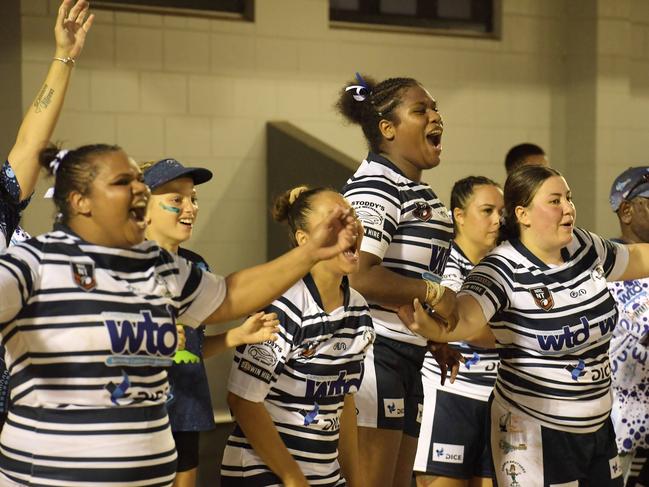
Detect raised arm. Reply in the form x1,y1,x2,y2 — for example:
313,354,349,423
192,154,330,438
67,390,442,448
204,206,358,324
7,0,93,200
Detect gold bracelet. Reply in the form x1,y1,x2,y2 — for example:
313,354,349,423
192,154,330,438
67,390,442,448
424,279,445,307
53,56,75,66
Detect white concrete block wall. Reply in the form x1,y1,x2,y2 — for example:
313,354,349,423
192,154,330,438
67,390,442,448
18,0,643,413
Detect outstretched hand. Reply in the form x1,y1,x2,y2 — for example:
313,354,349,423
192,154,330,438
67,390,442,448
230,312,280,347
55,0,94,60
304,205,359,262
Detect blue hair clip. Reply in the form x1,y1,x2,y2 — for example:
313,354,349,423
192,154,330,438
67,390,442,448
345,72,371,102
355,72,369,89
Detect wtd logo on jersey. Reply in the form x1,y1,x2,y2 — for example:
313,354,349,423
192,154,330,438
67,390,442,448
102,311,177,364
537,315,616,351
305,369,362,399
433,443,464,464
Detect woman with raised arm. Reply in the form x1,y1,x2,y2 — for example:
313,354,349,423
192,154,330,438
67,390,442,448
0,146,357,486
1,0,92,250
337,73,455,487
414,177,503,487
221,186,372,487
401,164,649,487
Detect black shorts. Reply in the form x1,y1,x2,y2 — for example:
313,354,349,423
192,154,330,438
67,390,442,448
355,336,426,437
172,431,200,472
491,398,624,487
414,389,492,479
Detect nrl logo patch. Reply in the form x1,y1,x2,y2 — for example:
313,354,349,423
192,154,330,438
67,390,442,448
530,286,554,311
71,262,96,291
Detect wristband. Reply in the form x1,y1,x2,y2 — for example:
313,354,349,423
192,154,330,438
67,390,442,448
424,279,445,307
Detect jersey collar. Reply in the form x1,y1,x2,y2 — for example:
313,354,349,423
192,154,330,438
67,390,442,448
510,237,571,271
366,152,408,178
303,273,351,312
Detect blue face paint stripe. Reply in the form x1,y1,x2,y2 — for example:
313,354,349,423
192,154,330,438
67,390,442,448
159,202,181,214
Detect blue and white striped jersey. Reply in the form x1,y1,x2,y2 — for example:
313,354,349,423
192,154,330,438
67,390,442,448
422,242,498,401
342,153,453,346
460,228,628,433
221,275,374,486
0,225,226,486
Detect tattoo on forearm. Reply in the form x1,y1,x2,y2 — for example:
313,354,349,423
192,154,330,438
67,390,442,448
34,84,55,113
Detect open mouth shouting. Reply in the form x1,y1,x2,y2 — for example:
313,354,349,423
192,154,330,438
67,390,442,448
129,200,148,230
426,127,443,152
343,235,360,263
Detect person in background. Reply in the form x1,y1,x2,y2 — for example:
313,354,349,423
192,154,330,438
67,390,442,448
608,167,649,486
142,158,280,487
504,143,548,176
414,176,503,487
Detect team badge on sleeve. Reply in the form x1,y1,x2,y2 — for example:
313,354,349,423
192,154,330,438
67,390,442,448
530,286,554,311
71,262,97,291
413,201,433,222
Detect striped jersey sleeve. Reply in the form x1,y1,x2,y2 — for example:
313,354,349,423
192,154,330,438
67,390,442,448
458,228,629,433
222,276,374,486
342,153,453,346
422,242,498,401
0,227,226,486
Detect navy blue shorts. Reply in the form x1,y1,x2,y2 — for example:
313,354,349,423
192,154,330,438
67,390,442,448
414,389,492,478
356,336,426,437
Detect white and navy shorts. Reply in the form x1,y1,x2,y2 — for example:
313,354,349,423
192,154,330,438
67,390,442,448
490,398,624,487
356,336,426,437
414,388,492,479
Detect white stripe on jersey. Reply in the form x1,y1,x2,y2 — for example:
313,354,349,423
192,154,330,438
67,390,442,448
459,228,629,433
342,152,453,346
222,275,374,486
0,226,226,486
422,242,498,401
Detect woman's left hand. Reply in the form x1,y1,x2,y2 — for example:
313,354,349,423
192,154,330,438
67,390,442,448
230,312,280,347
54,0,94,59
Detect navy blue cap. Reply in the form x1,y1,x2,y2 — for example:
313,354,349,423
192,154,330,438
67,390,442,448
143,158,212,191
609,166,649,211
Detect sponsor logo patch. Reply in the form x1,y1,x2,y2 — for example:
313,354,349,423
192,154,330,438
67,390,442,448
609,456,622,479
383,398,405,418
433,442,464,464
413,201,433,221
416,403,423,424
501,460,526,487
247,344,277,367
238,358,273,383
